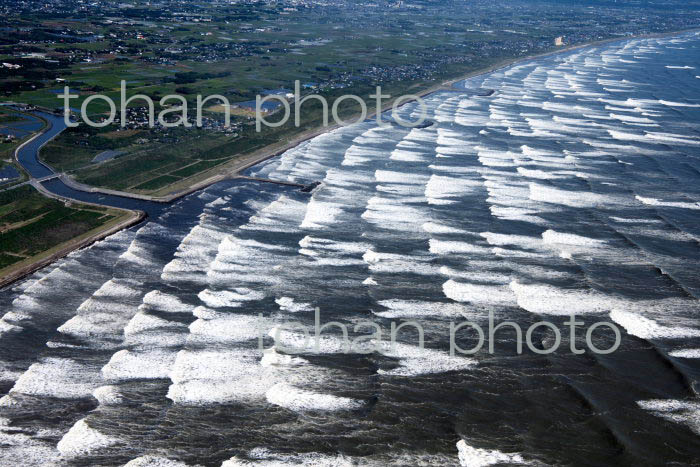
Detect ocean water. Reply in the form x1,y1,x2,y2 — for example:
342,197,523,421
2,32,700,466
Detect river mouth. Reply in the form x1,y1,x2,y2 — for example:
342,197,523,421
14,111,166,217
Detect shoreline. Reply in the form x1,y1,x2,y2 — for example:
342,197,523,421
0,208,144,290
0,113,148,289
144,26,700,200
2,26,697,289
46,26,700,203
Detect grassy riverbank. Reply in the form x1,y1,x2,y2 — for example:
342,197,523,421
0,184,141,287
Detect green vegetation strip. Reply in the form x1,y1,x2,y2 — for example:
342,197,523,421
0,185,116,270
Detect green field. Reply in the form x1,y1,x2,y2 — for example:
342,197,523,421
0,185,124,271
42,125,239,192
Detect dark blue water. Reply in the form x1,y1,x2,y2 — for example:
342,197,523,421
237,88,292,111
14,112,166,217
14,112,68,179
1,32,700,466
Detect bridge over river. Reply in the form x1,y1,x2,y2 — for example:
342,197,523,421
10,111,316,220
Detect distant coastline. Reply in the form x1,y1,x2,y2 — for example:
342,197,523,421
30,27,700,205
136,26,700,201
2,26,698,289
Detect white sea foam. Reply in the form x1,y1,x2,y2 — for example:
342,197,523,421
58,313,124,339
542,230,607,247
375,299,469,319
516,167,566,180
189,314,267,343
276,297,314,312
439,266,511,284
10,357,100,399
57,418,117,457
456,440,527,467
207,236,290,286
361,198,430,229
161,225,226,283
425,174,480,204
363,250,382,264
266,382,362,411
529,183,610,208
479,232,542,250
637,399,700,435
222,448,352,467
92,385,123,405
260,348,307,367
116,238,148,262
429,165,478,174
198,288,265,308
377,341,476,376
422,222,467,234
0,321,22,334
363,251,440,276
510,281,613,315
341,144,380,166
610,310,700,339
268,326,350,354
125,312,185,336
362,250,438,275
300,198,344,229
658,99,700,108
607,130,647,143
429,239,489,255
142,290,191,313
242,195,308,233
443,280,516,306
192,306,226,320
124,456,190,467
102,349,176,380
608,216,662,224
669,349,700,358
375,170,429,189
636,195,700,209
57,279,141,340
167,349,274,404
390,148,428,162
610,113,655,124
645,132,700,146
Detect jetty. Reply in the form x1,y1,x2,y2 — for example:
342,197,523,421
235,175,319,192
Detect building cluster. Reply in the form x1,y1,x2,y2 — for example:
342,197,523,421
91,105,241,135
